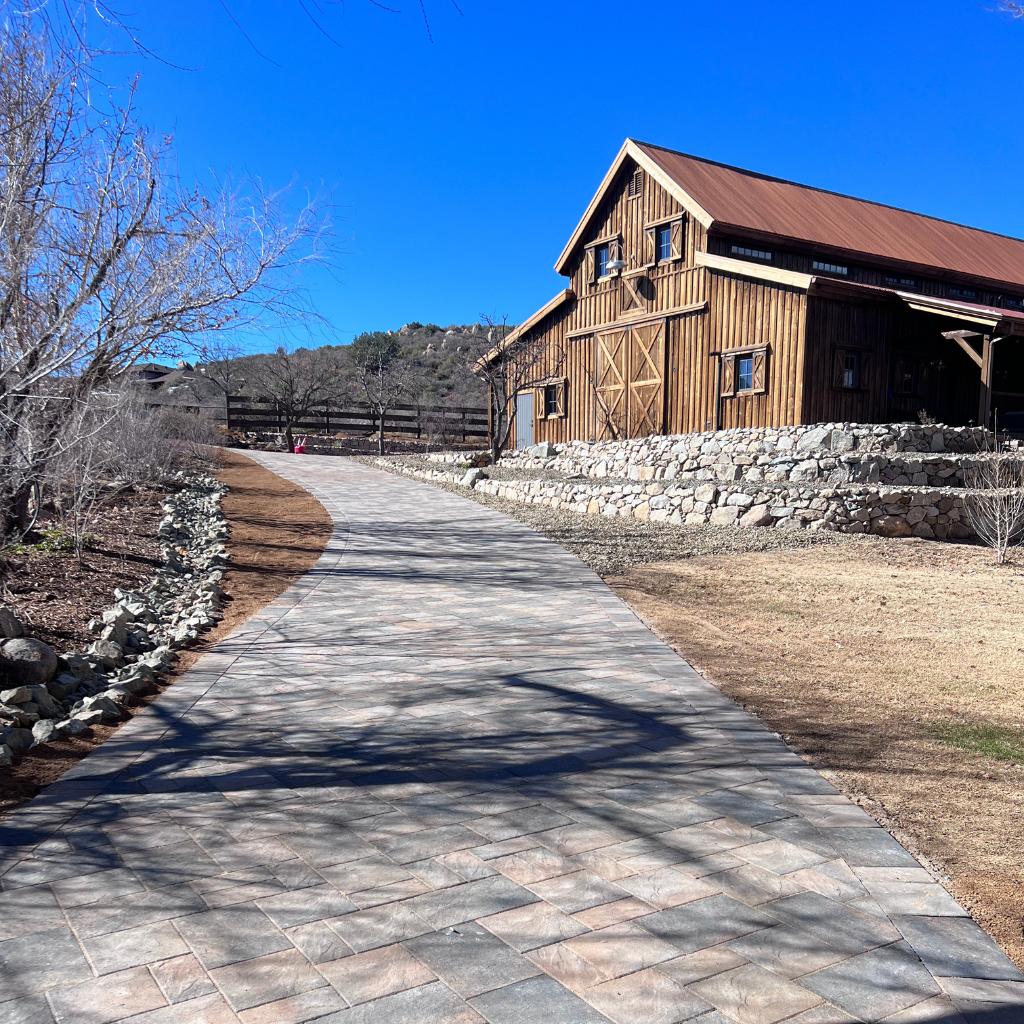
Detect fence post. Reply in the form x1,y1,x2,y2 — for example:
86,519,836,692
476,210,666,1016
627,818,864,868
325,401,331,434
276,401,281,432
461,409,467,442
225,394,232,430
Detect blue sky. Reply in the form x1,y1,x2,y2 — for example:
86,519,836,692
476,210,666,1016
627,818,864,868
96,1,1023,351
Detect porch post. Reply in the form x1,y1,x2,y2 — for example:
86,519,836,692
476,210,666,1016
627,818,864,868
978,334,993,427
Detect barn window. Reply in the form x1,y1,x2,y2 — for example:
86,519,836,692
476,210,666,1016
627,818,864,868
595,243,610,280
730,244,773,261
543,379,567,418
645,217,684,265
812,259,848,276
950,285,977,301
628,168,644,199
721,347,768,397
656,224,672,262
736,355,754,392
833,348,863,390
884,274,919,290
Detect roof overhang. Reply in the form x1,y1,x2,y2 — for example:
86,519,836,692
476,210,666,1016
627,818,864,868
554,139,714,276
473,288,575,371
895,291,1024,335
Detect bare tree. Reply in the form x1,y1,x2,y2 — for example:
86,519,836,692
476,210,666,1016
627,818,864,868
469,317,567,463
191,337,247,423
0,20,323,540
350,332,420,455
249,346,344,452
1000,2,1024,17
962,445,1024,564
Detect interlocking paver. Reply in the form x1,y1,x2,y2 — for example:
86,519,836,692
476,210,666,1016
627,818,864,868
47,965,167,1024
801,941,942,1019
582,967,711,1024
478,900,589,951
638,893,779,954
470,975,611,1023
82,920,189,975
149,952,218,1003
689,963,821,1024
405,921,541,997
0,455,1020,1021
173,903,291,970
0,927,92,1002
208,946,327,1011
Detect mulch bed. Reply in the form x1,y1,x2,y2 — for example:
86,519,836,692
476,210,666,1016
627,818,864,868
0,449,333,816
2,492,166,652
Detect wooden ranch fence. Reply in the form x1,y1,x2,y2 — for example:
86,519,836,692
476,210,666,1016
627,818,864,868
225,395,490,442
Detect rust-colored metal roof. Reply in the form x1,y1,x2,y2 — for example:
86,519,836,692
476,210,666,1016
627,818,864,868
635,141,1024,289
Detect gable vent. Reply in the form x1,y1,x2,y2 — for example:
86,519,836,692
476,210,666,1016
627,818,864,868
628,168,643,199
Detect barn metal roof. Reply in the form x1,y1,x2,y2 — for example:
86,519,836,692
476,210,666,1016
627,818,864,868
635,141,1024,289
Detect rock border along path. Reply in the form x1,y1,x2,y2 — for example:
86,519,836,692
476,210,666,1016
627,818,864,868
0,453,1020,1024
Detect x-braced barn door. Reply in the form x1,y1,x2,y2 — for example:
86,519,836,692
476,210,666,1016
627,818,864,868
595,329,628,440
596,321,667,439
627,321,666,436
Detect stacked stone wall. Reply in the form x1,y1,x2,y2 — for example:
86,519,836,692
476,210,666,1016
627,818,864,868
399,422,1013,542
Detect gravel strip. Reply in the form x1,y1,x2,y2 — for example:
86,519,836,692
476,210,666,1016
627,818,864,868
361,457,862,577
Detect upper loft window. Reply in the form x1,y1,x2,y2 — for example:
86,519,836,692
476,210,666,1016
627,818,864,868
595,243,610,280
884,274,919,290
731,244,772,261
1001,295,1024,311
628,168,643,199
656,224,673,262
950,286,978,301
812,259,848,276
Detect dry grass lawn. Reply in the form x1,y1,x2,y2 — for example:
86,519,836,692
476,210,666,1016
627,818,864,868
611,538,1024,969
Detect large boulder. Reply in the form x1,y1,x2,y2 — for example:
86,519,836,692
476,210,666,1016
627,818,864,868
0,638,58,685
526,442,557,459
739,504,773,528
872,515,913,538
0,606,25,640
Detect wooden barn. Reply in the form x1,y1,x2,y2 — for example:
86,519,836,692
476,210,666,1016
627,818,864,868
482,139,1024,447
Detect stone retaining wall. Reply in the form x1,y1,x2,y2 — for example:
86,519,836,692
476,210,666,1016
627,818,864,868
376,459,975,541
490,422,991,481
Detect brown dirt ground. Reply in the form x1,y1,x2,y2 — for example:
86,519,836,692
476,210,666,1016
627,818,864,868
1,492,166,652
610,539,1024,969
0,449,332,815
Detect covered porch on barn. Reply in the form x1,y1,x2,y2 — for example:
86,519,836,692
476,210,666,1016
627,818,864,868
897,292,1024,433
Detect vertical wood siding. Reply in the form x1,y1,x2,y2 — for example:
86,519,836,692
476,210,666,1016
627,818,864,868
505,157,813,442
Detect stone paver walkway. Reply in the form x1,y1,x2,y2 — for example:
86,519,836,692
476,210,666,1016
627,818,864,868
1,454,1022,1024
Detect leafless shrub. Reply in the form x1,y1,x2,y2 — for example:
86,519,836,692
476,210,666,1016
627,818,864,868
962,451,1024,564
45,389,211,554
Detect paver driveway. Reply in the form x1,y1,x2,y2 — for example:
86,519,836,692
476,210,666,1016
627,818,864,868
1,454,1022,1024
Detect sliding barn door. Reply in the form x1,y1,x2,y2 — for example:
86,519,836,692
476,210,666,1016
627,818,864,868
627,321,666,436
595,321,667,439
596,329,628,440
